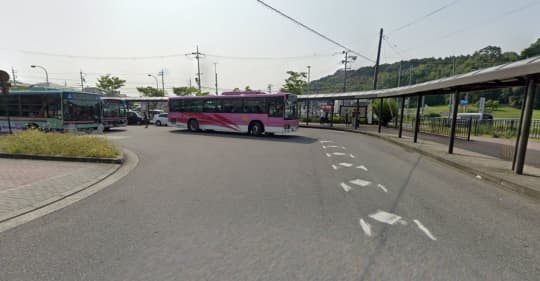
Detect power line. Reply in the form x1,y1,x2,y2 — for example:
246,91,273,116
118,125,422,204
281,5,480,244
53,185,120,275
205,53,335,60
389,0,460,34
255,0,375,63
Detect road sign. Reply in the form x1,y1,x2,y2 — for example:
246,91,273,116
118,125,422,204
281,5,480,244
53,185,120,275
478,97,486,114
460,99,468,105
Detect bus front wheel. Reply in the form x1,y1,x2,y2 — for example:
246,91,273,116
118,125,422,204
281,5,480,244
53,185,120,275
188,119,200,131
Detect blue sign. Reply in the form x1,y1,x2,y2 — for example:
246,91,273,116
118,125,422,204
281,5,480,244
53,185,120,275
460,99,468,105
67,93,73,100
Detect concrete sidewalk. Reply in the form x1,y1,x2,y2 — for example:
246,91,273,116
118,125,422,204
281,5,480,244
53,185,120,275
0,158,120,223
301,123,540,200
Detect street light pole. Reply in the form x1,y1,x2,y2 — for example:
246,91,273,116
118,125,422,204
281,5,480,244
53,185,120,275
30,65,48,87
307,66,311,95
147,74,159,89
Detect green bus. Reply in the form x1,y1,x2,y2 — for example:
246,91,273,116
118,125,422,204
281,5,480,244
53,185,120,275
0,89,102,133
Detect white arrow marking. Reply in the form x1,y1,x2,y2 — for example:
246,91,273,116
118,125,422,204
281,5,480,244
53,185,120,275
359,218,372,237
349,179,371,187
356,165,368,171
340,182,352,192
326,153,331,157
349,154,356,158
414,220,437,241
333,152,346,156
332,164,338,170
339,162,353,167
377,184,388,193
369,210,402,225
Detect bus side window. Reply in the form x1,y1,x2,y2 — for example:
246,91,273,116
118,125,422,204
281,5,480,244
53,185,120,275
223,98,243,113
243,98,266,113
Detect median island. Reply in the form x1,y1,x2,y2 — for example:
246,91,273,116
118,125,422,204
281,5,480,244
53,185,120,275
0,131,120,161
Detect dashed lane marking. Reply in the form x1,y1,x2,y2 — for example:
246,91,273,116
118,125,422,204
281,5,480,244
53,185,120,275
333,152,346,156
322,145,327,149
377,184,388,193
359,218,372,237
326,145,340,148
339,162,353,167
320,140,334,143
369,210,402,225
356,165,368,171
414,219,437,241
326,153,331,157
349,179,372,187
341,146,346,149
332,164,338,170
340,182,352,192
349,154,355,158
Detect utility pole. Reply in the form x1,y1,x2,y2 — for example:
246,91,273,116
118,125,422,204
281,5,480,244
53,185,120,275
341,52,357,92
213,63,218,95
189,78,192,88
159,69,165,94
409,65,414,85
189,45,204,92
307,66,311,95
11,67,17,86
373,28,383,90
452,56,456,75
79,70,85,91
267,84,272,93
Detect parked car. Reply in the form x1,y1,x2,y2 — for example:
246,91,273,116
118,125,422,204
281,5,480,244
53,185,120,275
148,110,164,123
457,113,493,120
127,111,143,125
152,113,168,126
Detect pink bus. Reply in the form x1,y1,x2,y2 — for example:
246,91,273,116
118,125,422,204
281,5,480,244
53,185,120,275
168,91,298,135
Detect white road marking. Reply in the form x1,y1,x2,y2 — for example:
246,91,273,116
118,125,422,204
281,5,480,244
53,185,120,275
377,184,388,193
340,182,352,192
398,220,408,225
332,164,338,170
414,220,437,241
349,179,372,187
327,145,339,148
320,140,333,143
369,210,402,225
333,152,346,156
322,145,327,149
326,153,331,157
356,165,368,171
359,219,372,237
475,175,482,180
349,154,356,158
339,162,353,167
341,146,346,149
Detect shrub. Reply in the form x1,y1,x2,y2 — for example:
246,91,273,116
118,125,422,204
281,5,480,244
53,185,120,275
372,99,398,126
0,131,120,158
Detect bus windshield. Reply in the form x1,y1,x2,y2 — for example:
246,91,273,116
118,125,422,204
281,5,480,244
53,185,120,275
63,93,101,122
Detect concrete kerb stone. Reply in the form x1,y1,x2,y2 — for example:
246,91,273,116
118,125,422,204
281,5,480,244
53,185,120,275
0,150,123,164
300,125,540,201
0,148,137,229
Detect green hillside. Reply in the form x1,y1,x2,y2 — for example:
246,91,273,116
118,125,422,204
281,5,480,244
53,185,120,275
310,39,540,110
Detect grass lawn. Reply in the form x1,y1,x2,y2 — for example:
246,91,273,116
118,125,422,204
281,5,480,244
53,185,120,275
0,131,120,158
424,104,540,119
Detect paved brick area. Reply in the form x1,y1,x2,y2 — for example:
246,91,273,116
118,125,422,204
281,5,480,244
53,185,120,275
0,159,119,221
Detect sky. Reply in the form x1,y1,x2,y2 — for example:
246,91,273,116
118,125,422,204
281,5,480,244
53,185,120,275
1,0,539,96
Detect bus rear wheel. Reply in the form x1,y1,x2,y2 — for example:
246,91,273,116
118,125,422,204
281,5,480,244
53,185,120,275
249,122,264,136
188,119,200,131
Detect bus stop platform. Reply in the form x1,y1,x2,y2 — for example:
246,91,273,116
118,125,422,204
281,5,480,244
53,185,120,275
300,123,540,201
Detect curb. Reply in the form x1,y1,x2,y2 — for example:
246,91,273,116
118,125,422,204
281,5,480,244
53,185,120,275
0,151,123,164
0,149,134,227
301,125,540,201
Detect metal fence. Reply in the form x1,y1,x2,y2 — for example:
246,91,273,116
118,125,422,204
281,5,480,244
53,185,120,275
399,117,540,140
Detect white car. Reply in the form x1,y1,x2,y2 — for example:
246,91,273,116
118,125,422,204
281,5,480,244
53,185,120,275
152,113,169,126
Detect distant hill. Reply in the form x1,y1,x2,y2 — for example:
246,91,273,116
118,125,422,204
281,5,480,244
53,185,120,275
310,39,540,109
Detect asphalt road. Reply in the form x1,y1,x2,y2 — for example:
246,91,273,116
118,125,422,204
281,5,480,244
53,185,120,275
1,126,539,281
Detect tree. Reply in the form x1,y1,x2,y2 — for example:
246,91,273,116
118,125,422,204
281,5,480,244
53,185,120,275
136,87,165,97
244,85,251,91
96,74,125,96
232,87,241,92
521,38,540,58
172,86,209,96
280,70,307,95
372,99,398,126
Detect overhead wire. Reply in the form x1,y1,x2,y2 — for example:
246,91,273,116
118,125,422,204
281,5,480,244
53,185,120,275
388,0,460,34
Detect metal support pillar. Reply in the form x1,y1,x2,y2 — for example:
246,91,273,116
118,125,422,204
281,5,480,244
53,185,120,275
306,100,310,126
515,80,537,175
330,99,334,127
398,96,405,138
512,83,529,170
378,98,383,133
355,98,360,129
414,95,422,143
448,90,460,154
